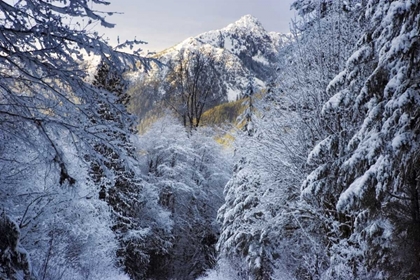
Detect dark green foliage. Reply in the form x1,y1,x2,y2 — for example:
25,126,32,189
93,60,129,105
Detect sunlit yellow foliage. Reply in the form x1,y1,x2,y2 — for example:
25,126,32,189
199,98,247,148
134,89,268,149
214,132,236,147
201,98,247,126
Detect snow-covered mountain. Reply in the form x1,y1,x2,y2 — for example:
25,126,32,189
130,15,288,103
195,15,285,83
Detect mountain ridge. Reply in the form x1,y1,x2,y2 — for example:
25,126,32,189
128,15,289,124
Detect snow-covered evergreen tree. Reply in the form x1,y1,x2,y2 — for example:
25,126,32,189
303,0,420,278
216,89,313,279
255,1,367,277
242,78,256,136
217,157,271,279
90,60,172,279
0,212,32,280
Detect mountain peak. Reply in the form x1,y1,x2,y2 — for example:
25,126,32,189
140,14,285,102
234,14,261,27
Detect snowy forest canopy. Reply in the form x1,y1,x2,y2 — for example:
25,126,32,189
1,1,419,280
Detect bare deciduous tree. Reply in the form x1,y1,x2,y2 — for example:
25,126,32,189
166,48,223,130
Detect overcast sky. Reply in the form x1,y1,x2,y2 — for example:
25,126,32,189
95,0,296,53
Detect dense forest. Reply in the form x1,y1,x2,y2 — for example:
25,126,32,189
1,1,419,280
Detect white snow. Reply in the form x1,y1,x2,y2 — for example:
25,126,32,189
337,156,385,211
226,87,240,101
391,133,408,150
307,136,334,165
252,51,270,65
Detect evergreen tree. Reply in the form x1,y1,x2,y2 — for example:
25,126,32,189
216,90,307,279
303,0,420,278
272,1,366,277
0,212,32,280
217,158,270,280
93,59,130,105
242,78,256,136
91,60,171,279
